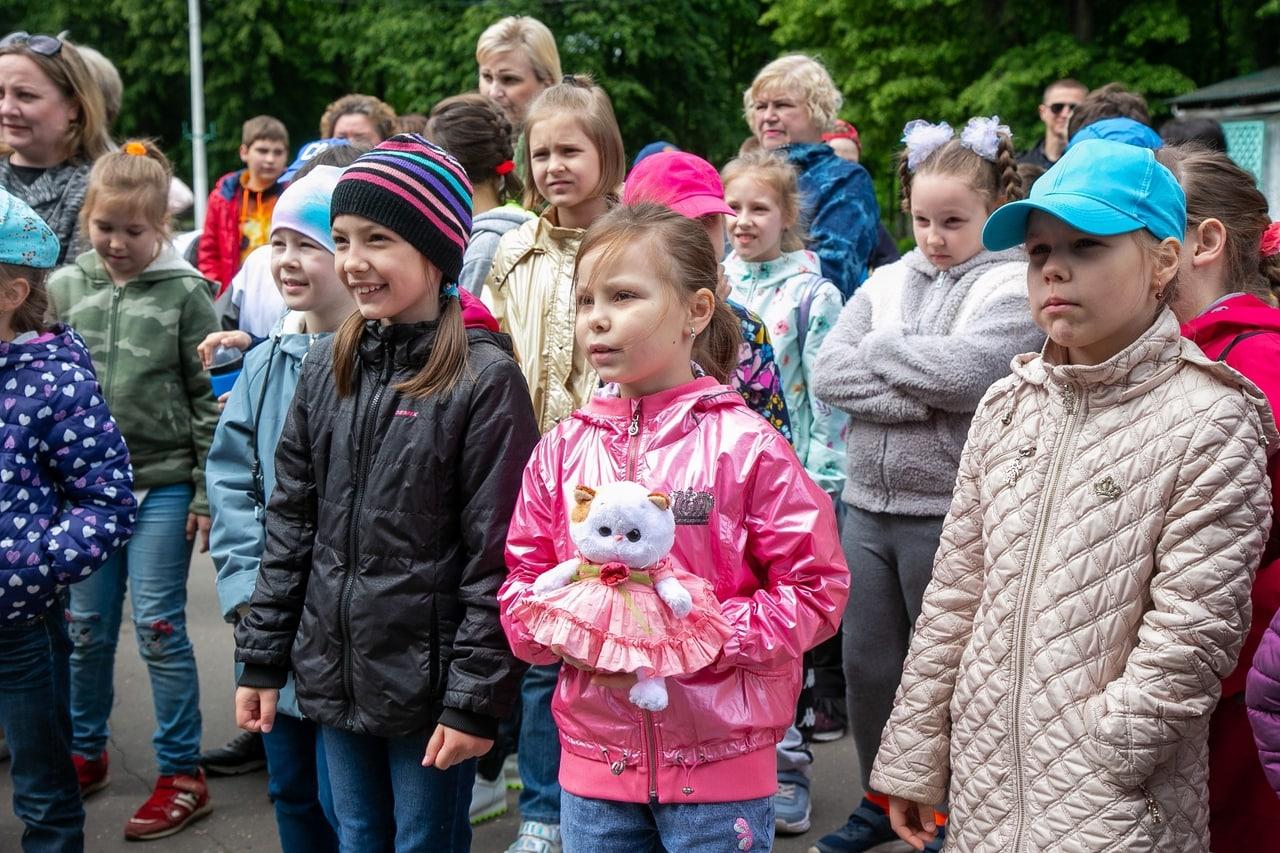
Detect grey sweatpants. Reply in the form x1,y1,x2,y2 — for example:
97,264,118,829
841,503,945,791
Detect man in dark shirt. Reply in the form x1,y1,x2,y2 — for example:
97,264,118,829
1018,78,1087,169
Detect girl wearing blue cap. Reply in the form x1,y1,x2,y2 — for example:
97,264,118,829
0,187,135,851
869,138,1276,853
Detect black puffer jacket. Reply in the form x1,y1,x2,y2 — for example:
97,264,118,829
236,320,538,740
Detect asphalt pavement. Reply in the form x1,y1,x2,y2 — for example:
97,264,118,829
0,550,908,852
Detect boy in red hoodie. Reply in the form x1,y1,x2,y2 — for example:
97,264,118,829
197,116,289,296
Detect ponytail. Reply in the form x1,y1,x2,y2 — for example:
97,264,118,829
332,296,469,399
692,300,741,385
995,134,1023,203
1262,252,1280,305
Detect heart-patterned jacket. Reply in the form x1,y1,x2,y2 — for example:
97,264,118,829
0,325,135,622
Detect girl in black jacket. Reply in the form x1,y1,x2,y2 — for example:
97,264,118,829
233,135,539,852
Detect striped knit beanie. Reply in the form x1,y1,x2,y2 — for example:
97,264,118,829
330,134,473,284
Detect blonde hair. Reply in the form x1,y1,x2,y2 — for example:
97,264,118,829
475,16,563,87
577,204,740,384
521,75,626,211
75,45,122,127
743,54,842,136
0,37,112,165
80,139,172,234
720,150,806,252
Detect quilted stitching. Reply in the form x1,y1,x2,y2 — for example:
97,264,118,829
869,311,1275,852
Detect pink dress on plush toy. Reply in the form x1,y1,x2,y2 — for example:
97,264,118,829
510,480,732,710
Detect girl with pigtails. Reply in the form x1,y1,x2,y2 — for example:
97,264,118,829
807,117,1044,853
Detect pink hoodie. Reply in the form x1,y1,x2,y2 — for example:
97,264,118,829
500,376,848,804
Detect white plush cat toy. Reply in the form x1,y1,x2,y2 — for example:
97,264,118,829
512,480,732,711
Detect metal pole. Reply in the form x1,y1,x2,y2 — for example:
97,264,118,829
188,0,208,229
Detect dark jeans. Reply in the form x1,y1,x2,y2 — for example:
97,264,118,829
0,610,84,852
264,713,338,853
321,725,475,853
517,663,562,824
561,791,774,852
841,504,945,791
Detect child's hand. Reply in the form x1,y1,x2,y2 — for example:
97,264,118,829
217,391,232,412
422,724,494,771
656,577,693,618
590,672,638,690
186,513,211,553
888,795,938,851
197,330,252,368
236,686,278,734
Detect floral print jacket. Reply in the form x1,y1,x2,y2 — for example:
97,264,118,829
728,300,792,445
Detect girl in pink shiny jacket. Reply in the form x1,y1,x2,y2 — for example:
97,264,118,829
500,203,849,851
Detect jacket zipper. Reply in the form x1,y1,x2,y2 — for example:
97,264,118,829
106,285,124,403
1009,384,1083,852
624,400,659,799
340,342,392,724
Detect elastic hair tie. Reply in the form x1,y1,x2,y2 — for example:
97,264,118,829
442,282,460,300
123,141,147,157
1261,221,1280,259
495,159,516,176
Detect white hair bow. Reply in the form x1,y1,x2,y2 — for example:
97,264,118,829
959,116,1011,163
901,120,954,172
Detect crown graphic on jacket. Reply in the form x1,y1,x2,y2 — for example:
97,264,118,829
670,489,714,526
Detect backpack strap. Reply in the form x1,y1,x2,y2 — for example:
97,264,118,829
1216,330,1279,363
794,272,829,354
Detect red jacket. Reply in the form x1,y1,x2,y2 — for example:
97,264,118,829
500,377,848,803
1182,292,1280,850
197,169,284,296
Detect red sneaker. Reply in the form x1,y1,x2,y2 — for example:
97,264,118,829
72,751,109,798
124,769,212,841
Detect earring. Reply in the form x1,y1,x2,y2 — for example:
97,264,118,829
689,326,697,341
1155,288,1165,302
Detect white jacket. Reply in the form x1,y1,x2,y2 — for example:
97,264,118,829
870,309,1276,852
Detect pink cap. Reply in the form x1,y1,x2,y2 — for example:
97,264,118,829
622,151,735,220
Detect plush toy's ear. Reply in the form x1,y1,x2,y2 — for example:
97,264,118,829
648,492,670,512
571,486,596,523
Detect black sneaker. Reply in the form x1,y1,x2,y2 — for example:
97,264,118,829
199,731,266,777
811,696,848,743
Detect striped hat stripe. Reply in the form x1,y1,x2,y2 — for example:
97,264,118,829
360,154,471,223
387,152,472,215
378,140,471,188
347,171,467,252
351,162,467,238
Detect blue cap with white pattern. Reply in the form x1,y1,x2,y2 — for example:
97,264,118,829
0,188,59,269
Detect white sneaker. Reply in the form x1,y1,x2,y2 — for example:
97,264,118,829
469,773,508,825
506,820,562,853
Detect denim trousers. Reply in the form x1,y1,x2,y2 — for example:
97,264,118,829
68,483,202,775
561,791,775,852
264,713,338,853
321,725,475,853
0,607,84,852
517,662,562,823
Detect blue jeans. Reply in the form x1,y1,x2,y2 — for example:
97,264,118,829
321,725,475,853
561,791,775,852
67,483,202,775
0,608,84,852
264,713,338,853
518,663,562,823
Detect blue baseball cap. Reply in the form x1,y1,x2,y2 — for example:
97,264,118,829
280,138,351,184
0,188,59,269
982,139,1185,251
1068,116,1163,152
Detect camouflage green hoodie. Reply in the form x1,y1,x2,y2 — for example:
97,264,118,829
48,246,220,515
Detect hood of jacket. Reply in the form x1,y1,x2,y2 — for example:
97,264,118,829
73,242,213,288
871,307,1276,852
471,204,534,238
501,376,848,804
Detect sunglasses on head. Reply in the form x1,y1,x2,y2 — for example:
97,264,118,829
0,32,63,56
1048,102,1079,116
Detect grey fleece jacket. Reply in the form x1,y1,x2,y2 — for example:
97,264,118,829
812,247,1043,516
460,204,534,296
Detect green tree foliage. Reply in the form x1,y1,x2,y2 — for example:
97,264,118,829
4,0,774,189
762,0,1280,217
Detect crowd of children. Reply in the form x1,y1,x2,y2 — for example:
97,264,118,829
2,16,1280,853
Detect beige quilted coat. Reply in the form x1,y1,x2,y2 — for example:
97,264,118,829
869,310,1276,852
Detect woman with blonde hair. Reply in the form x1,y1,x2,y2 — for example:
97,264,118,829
475,16,562,129
743,53,879,300
0,31,112,262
